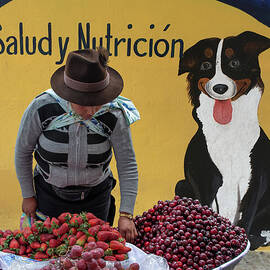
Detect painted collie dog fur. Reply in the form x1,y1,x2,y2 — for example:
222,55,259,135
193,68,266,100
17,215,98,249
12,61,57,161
175,31,270,249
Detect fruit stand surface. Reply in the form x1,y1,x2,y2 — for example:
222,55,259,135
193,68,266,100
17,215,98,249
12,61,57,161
235,251,270,270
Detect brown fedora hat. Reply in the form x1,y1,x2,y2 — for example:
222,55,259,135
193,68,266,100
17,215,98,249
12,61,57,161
50,48,123,106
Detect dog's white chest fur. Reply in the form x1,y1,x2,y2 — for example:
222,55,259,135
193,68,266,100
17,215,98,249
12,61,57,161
196,87,261,223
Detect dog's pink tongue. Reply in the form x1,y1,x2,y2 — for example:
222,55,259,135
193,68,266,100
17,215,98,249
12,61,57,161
213,99,232,125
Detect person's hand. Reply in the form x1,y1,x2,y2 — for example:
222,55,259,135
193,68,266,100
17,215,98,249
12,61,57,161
118,216,138,243
22,197,37,219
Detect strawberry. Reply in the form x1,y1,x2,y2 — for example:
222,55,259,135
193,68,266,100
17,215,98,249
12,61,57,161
97,231,119,242
2,249,15,254
68,236,77,246
43,217,52,232
88,218,102,227
46,247,55,257
39,233,55,242
52,228,59,237
3,230,13,238
75,231,85,239
9,239,20,249
58,223,69,235
87,236,96,243
76,235,87,246
115,254,128,261
100,224,112,231
110,240,124,250
18,236,26,245
0,237,6,245
60,233,68,242
117,246,132,254
69,227,77,236
34,251,48,260
39,243,47,252
58,212,72,224
70,216,83,227
31,221,44,233
26,246,32,254
30,241,41,249
104,255,116,261
22,227,32,239
51,217,60,228
85,212,97,220
96,241,109,251
88,225,101,236
18,245,26,255
49,239,60,248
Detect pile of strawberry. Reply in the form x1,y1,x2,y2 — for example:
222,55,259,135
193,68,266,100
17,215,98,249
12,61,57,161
0,212,131,262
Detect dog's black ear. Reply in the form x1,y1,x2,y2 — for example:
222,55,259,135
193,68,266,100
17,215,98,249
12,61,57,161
237,31,270,55
178,49,196,75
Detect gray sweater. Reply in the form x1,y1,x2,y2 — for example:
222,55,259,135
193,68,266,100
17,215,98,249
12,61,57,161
15,93,138,214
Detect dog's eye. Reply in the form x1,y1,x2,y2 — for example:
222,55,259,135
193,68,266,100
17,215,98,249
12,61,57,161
200,61,212,71
229,59,240,68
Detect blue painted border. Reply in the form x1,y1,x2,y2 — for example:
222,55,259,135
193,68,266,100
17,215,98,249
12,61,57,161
217,0,270,27
0,0,13,8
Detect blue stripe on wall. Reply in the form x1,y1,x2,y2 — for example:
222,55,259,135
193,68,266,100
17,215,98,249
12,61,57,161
217,0,270,27
0,0,13,7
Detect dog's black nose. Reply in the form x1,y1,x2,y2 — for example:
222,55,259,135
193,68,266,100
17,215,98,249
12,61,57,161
213,84,228,94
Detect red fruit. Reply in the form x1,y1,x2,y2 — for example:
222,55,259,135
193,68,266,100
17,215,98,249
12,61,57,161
117,246,132,254
70,216,83,227
96,241,109,251
88,225,101,236
86,258,99,269
104,255,117,261
62,258,73,269
49,239,59,248
39,233,55,242
12,229,21,236
60,233,68,242
86,241,97,250
18,236,26,245
3,230,12,238
81,251,93,261
110,240,124,250
30,241,41,249
26,246,32,253
58,212,72,224
31,221,44,233
87,236,95,243
70,245,83,259
97,231,119,242
40,243,47,252
58,223,69,235
19,246,26,255
0,237,6,245
86,212,97,220
88,218,102,227
69,236,77,246
76,259,87,270
100,224,112,231
76,231,85,239
69,227,77,235
115,254,128,261
76,235,87,246
22,227,32,239
51,217,60,228
9,239,20,249
46,247,55,257
52,228,59,237
34,251,48,260
2,249,15,254
129,263,140,270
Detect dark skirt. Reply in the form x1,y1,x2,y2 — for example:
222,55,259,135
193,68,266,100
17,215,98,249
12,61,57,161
34,173,116,224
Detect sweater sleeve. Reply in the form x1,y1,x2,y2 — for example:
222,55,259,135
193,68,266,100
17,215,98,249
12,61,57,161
110,110,138,215
15,98,43,198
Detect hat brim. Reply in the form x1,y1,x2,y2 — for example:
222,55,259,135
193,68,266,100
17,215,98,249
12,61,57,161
50,65,124,106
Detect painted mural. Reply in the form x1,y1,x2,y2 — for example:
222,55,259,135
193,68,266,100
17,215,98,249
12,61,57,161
175,31,270,250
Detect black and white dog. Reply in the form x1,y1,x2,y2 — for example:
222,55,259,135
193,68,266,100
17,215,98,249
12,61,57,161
175,31,270,249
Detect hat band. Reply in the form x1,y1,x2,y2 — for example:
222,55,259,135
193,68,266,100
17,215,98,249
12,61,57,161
64,71,110,93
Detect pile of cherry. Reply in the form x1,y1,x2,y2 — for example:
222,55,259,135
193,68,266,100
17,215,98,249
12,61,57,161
134,196,248,270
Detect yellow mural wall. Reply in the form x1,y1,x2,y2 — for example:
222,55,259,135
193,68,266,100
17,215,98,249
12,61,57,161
0,0,269,253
